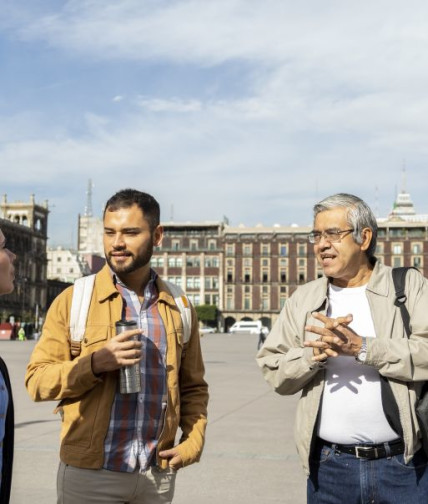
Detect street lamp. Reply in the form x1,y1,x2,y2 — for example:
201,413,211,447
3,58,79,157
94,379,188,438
18,276,28,322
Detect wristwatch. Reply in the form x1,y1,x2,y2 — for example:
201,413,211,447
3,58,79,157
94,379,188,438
355,337,367,363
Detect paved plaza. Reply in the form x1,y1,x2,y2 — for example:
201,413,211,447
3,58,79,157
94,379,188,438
5,333,306,503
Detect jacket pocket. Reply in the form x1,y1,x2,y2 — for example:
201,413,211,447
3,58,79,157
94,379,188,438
81,325,111,350
62,388,102,448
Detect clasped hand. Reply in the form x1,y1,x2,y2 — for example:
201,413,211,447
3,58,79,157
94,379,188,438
304,312,362,362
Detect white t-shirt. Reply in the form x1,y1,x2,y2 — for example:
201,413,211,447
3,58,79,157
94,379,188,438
317,283,398,444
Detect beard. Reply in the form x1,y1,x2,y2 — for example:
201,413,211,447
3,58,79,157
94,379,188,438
106,241,154,276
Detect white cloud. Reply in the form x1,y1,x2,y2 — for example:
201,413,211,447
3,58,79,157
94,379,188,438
2,1,428,244
137,97,202,113
6,0,427,74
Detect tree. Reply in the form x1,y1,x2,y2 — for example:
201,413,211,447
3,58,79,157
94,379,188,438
195,304,217,324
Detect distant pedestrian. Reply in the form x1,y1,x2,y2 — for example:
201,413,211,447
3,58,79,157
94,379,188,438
257,327,267,350
0,227,16,503
17,327,25,341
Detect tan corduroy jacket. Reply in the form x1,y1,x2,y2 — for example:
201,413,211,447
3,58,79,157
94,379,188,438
25,265,208,470
257,261,428,475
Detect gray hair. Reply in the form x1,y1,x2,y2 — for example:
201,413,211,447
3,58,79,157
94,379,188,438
313,193,378,259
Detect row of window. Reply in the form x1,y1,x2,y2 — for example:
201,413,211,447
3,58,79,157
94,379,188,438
225,269,314,283
168,275,298,290
226,285,287,295
158,241,424,259
166,239,218,251
167,276,220,290
159,254,424,283
155,249,424,269
51,256,73,262
376,243,423,254
153,256,306,270
377,255,423,268
152,256,220,268
177,293,219,306
224,293,288,311
225,244,305,257
226,258,309,267
378,229,427,238
54,268,75,274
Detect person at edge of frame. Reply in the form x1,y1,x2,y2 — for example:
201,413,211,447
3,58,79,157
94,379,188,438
25,188,208,504
257,192,428,504
0,227,16,504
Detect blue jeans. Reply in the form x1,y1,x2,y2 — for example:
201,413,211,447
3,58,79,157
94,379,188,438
308,440,428,504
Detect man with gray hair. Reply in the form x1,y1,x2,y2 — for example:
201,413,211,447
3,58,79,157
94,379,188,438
257,193,428,503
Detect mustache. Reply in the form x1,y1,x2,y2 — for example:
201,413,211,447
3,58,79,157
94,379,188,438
107,251,135,263
108,250,133,257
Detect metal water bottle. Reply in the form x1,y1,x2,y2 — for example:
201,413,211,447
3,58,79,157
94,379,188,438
116,320,141,394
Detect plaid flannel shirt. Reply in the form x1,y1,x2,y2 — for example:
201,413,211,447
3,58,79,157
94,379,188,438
103,269,167,472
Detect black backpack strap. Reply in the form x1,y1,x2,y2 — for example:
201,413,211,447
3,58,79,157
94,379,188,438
392,267,418,338
380,266,417,438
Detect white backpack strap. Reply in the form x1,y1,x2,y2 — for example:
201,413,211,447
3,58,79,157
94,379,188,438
69,274,96,356
164,280,192,344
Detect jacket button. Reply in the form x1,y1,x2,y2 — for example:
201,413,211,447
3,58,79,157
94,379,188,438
84,338,88,344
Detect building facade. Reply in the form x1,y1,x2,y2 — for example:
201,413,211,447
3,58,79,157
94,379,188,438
0,195,49,326
48,190,106,284
151,190,428,331
152,222,224,309
78,214,104,256
47,246,105,283
47,246,92,283
220,224,316,330
2,187,426,333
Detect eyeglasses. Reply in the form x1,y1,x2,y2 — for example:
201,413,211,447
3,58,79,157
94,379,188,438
308,229,354,244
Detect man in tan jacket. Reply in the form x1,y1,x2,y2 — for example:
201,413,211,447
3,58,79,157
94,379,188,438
26,189,208,504
257,193,428,504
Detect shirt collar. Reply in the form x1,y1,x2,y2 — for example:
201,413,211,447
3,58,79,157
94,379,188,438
109,267,159,298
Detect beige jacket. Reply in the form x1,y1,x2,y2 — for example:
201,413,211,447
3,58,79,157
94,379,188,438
257,261,428,475
25,265,208,470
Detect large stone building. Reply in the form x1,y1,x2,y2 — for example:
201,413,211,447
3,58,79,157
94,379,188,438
47,180,105,284
77,179,104,256
78,214,104,256
3,185,426,334
0,195,49,326
47,242,105,284
47,246,92,283
152,222,318,330
151,188,428,331
152,222,224,308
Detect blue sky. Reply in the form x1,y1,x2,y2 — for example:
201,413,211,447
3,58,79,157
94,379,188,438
1,0,428,246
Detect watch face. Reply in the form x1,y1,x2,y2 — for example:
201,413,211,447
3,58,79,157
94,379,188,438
356,338,367,363
357,351,367,362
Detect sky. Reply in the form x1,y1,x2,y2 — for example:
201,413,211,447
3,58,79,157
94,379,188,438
1,0,428,247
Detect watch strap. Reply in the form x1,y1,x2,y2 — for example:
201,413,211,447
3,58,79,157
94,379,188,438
356,336,367,363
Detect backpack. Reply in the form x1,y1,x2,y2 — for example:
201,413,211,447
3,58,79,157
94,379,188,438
392,267,428,455
69,274,192,357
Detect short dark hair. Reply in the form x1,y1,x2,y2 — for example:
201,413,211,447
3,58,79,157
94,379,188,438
103,189,160,231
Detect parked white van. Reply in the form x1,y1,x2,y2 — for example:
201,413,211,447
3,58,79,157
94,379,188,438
229,321,263,335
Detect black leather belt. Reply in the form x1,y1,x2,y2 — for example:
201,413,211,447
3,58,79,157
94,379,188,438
319,438,404,460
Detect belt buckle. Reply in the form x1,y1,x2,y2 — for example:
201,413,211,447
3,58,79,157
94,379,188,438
355,446,377,459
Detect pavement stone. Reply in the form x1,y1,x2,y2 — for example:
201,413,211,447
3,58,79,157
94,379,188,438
2,333,306,503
